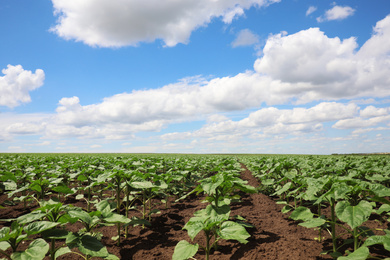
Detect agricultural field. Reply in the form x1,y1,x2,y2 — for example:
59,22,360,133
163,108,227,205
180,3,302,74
0,153,389,260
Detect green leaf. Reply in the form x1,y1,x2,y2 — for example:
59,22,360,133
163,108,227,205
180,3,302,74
17,212,46,225
131,181,155,189
337,246,369,260
54,247,71,259
369,183,390,197
52,184,73,194
290,206,313,222
68,210,92,225
11,238,49,260
335,200,372,229
183,218,206,240
105,253,120,260
96,200,115,215
219,221,250,244
200,174,224,195
24,221,59,235
376,204,390,215
3,181,17,191
0,241,10,251
281,205,293,214
103,213,130,224
363,234,390,251
172,240,198,260
66,233,109,258
299,218,326,228
272,182,292,196
75,194,84,200
41,229,70,240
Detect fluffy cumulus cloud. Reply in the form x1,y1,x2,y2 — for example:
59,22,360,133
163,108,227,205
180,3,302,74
161,102,387,142
317,5,355,22
2,15,390,151
50,0,280,47
0,65,45,108
254,15,390,103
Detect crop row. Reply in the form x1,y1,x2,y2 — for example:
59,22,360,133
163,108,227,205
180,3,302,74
0,154,255,260
241,154,390,259
1,153,390,259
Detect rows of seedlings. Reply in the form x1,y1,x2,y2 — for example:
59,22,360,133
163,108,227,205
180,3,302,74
0,154,255,260
240,154,390,259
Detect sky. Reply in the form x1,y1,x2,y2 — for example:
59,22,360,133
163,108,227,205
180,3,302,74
0,0,390,154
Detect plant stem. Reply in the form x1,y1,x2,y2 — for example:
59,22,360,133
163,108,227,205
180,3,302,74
125,189,129,238
87,187,91,212
205,230,211,260
318,203,322,242
353,227,358,251
117,223,121,246
50,239,55,260
330,198,337,253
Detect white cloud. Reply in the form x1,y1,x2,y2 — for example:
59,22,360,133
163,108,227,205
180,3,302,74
18,15,389,140
0,65,45,108
3,15,390,149
50,0,280,48
176,102,359,141
317,5,355,22
306,6,317,16
232,29,260,47
254,15,390,103
254,28,358,86
360,106,389,118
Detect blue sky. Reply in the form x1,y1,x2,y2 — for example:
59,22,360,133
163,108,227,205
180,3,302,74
1,0,390,154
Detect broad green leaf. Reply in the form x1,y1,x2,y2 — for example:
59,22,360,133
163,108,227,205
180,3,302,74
262,179,275,186
11,238,49,260
17,212,46,225
201,204,230,222
281,205,293,214
337,246,369,260
376,204,390,215
66,233,109,258
52,184,73,194
172,240,198,260
131,181,154,189
75,194,84,200
299,218,326,228
96,200,115,215
363,234,390,251
272,182,292,196
3,181,17,191
103,213,130,224
219,221,250,244
0,241,10,251
41,229,70,239
335,200,372,229
200,174,224,195
183,218,206,240
105,253,120,260
24,221,59,235
54,246,71,259
68,210,92,225
0,227,11,240
290,206,313,222
369,183,390,197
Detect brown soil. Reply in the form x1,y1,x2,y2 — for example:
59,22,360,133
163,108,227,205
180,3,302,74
1,164,389,260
